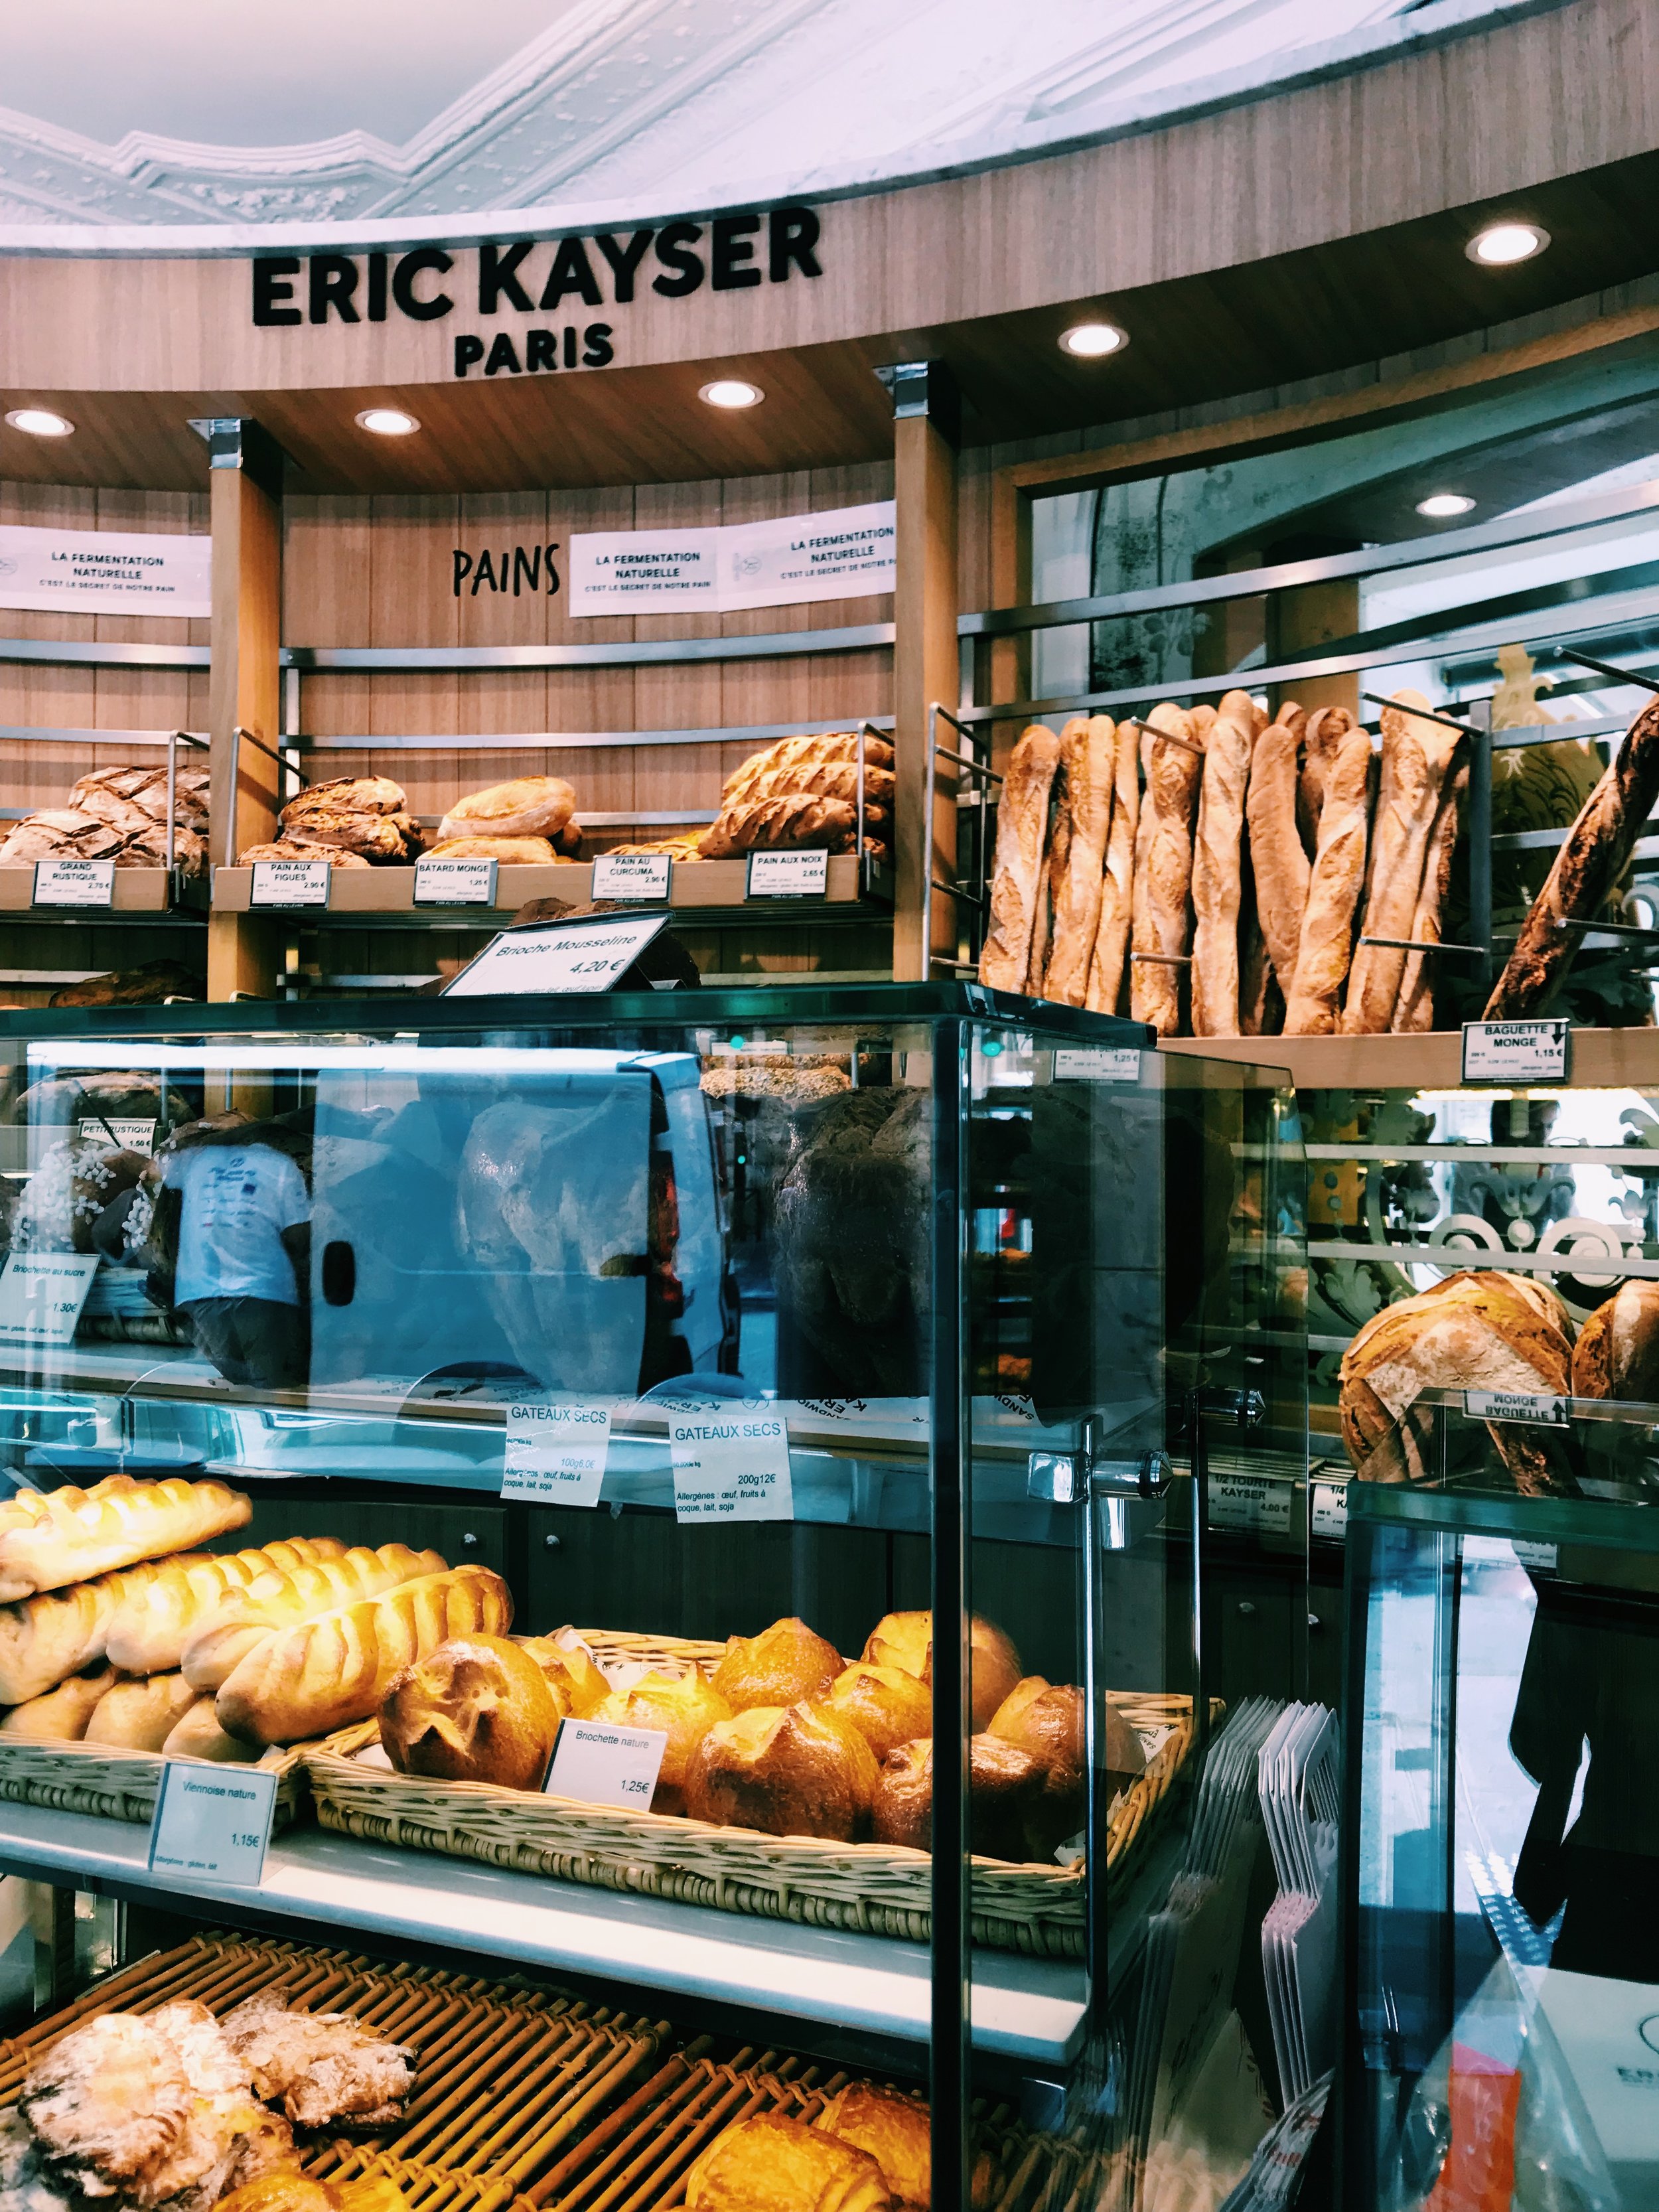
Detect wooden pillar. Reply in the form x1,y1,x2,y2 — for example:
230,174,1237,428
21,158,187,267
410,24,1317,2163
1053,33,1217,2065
204,419,285,1001
885,362,960,983
1265,534,1362,719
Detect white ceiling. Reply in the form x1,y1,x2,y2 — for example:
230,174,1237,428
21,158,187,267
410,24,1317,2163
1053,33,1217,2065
0,0,1551,242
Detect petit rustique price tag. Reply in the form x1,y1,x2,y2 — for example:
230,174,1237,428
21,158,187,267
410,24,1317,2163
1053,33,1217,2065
148,1759,278,1886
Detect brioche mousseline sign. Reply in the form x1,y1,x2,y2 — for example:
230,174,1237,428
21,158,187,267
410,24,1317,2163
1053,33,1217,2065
250,206,823,382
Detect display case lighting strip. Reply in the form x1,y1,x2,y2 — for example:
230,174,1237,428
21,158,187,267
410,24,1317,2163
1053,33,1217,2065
289,718,894,753
1305,1239,1659,1278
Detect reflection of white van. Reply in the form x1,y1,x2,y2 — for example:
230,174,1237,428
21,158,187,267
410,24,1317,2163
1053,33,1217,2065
308,1049,728,1396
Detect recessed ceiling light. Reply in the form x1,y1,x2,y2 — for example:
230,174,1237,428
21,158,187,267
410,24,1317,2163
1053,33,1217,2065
1467,220,1550,266
355,406,421,437
1416,492,1477,518
699,378,764,410
5,407,74,438
1059,321,1129,359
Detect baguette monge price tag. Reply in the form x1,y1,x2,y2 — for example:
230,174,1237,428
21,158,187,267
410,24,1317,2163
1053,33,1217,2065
544,1718,668,1810
33,859,115,909
1461,1018,1569,1082
666,1400,794,1522
502,1396,612,1507
148,1759,278,1886
1464,1389,1569,1426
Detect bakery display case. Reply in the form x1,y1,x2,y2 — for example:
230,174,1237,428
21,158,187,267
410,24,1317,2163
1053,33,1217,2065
1342,1389,1659,2209
0,981,1311,2211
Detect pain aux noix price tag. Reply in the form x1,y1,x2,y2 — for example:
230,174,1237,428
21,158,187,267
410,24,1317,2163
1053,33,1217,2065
745,848,829,899
0,1252,100,1344
444,912,668,997
413,855,498,907
148,1759,278,1885
501,1396,612,1507
544,1716,668,1810
1461,1017,1569,1082
592,851,672,902
1052,1046,1141,1083
1465,1389,1570,1426
250,857,330,909
33,858,115,908
667,1401,794,1523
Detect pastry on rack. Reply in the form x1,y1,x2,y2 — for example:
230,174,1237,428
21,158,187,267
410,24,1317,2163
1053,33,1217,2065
684,1701,878,1840
586,1666,731,1816
870,1734,1043,1860
814,2087,931,2212
860,1611,1021,1733
220,2000,412,2129
685,2110,891,2212
711,1617,843,1712
379,1634,563,1790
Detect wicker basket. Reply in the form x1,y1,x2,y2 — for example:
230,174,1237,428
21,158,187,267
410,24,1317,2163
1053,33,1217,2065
304,1631,1196,1958
0,1732,307,1830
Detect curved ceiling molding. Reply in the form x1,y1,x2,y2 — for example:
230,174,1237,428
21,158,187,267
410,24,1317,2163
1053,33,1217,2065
0,0,1557,248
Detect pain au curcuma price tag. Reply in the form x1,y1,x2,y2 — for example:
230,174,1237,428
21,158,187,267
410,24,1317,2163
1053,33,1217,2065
591,851,672,901
148,1759,278,1885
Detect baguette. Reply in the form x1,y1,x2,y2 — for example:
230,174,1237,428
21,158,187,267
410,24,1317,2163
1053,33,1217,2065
106,1537,349,1676
84,1671,198,1751
0,1478,251,1603
181,1543,447,1693
215,1566,512,1745
1283,727,1375,1034
0,1664,121,1742
1128,705,1204,1035
1342,692,1463,1033
1394,766,1467,1033
1297,707,1352,853
1190,691,1257,1035
1485,698,1659,1018
978,725,1062,992
1043,717,1116,1006
1086,715,1140,1015
1245,718,1311,992
0,1552,210,1706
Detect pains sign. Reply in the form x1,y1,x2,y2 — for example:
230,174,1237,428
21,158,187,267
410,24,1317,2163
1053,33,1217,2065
250,207,822,382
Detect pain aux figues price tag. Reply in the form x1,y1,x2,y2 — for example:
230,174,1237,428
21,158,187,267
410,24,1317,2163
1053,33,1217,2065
147,1759,278,1885
544,1716,668,1811
444,912,669,997
501,1396,613,1507
1461,1018,1569,1082
413,855,498,907
666,1400,794,1523
745,849,829,899
250,857,330,909
0,1252,100,1344
591,851,672,902
33,858,115,909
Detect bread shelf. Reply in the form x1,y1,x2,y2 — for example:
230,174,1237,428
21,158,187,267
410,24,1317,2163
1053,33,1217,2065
0,1795,1087,2065
210,857,890,923
1161,1027,1659,1091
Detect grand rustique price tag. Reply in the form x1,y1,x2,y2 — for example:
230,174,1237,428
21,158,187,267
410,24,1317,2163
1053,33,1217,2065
1461,1019,1569,1082
444,913,668,996
33,859,115,908
148,1759,278,1885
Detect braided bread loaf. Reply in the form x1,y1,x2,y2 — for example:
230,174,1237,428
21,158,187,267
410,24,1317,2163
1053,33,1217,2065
106,1536,350,1676
0,1477,251,1603
215,1565,512,1745
181,1542,446,1693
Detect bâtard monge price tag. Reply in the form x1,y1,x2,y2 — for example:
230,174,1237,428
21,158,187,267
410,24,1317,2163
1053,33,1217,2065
665,1400,794,1523
501,1396,613,1507
148,1759,278,1885
413,855,498,907
443,912,669,996
544,1717,668,1810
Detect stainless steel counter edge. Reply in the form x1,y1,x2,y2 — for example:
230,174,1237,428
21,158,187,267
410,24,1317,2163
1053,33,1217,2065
0,1802,1086,2065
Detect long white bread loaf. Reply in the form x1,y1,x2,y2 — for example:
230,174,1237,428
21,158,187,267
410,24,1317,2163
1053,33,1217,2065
215,1565,512,1745
1129,704,1205,1036
1283,727,1375,1034
84,1671,198,1752
978,725,1061,992
164,1696,259,1764
180,1542,447,1693
1342,692,1464,1033
0,1551,211,1705
1245,718,1311,992
1190,692,1257,1036
0,1479,251,1603
1086,716,1140,1015
1043,716,1117,1006
106,1536,349,1676
1394,765,1468,1033
0,1664,121,1742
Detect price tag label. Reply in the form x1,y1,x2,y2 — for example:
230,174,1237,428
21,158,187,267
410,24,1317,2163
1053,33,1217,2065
444,913,669,997
250,858,330,909
666,1401,794,1522
33,859,115,909
0,1253,100,1343
1513,1540,1559,1572
545,1718,667,1810
1310,1481,1348,1541
1053,1047,1141,1083
746,849,829,899
1207,1473,1294,1536
1465,1390,1570,1426
1461,1019,1569,1082
413,856,498,907
147,1759,277,1885
78,1117,157,1157
593,851,672,902
502,1396,612,1507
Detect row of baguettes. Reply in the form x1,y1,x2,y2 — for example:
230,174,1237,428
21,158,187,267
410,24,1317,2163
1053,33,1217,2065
978,690,1466,1037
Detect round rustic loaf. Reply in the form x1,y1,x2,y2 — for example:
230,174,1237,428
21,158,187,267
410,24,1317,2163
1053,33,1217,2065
438,776,575,844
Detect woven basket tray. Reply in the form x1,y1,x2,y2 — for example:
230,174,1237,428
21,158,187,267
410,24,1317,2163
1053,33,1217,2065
0,1732,307,1830
304,1629,1196,1958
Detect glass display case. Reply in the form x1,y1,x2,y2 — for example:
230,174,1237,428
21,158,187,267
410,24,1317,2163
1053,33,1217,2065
0,982,1309,2211
1343,1389,1659,2211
